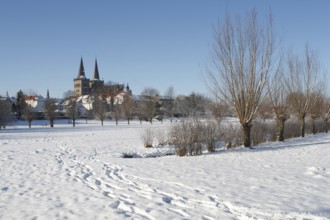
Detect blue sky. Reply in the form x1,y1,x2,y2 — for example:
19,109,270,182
0,0,329,98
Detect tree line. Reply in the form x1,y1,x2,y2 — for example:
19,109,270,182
205,9,327,148
0,86,216,129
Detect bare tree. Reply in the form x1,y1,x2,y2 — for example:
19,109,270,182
22,90,39,128
268,73,290,141
209,101,229,124
111,104,122,125
309,93,324,134
174,93,208,121
164,86,175,123
186,93,208,121
22,105,34,128
82,95,94,124
0,99,12,129
93,95,107,126
44,98,57,127
173,95,188,118
64,96,78,127
285,45,324,137
140,87,160,124
206,10,277,147
321,97,330,133
122,95,134,124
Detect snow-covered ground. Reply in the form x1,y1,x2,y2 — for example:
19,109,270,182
1,119,330,220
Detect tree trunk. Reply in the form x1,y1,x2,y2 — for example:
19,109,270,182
300,116,305,137
127,118,130,125
116,119,118,125
73,118,75,127
101,119,104,126
50,119,54,128
324,119,329,133
311,119,316,135
277,118,285,142
28,120,32,128
242,123,252,148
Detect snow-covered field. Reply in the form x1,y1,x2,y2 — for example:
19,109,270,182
1,119,330,220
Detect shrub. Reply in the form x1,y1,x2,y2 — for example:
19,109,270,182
251,120,277,145
170,120,204,156
170,122,189,156
284,119,301,139
156,128,168,146
201,120,219,152
221,123,242,148
308,118,323,134
140,126,154,148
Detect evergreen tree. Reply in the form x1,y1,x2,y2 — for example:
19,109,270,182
0,99,12,129
16,90,27,118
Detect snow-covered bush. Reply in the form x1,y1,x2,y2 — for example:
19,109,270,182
307,118,323,135
156,128,168,146
140,126,154,148
170,122,188,156
170,121,203,156
284,119,301,139
201,120,219,152
251,120,277,145
221,123,242,148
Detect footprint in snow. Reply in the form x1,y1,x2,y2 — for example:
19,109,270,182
304,167,328,178
1,187,9,192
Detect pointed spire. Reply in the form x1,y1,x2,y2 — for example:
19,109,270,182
46,89,50,99
93,59,100,80
77,57,85,78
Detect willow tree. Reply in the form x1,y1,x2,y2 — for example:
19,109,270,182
207,10,277,147
268,73,290,141
321,97,330,133
285,45,324,137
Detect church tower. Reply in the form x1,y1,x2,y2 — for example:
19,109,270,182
89,59,104,93
74,57,90,96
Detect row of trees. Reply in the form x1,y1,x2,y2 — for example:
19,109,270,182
0,86,216,128
0,90,57,128
80,88,212,126
206,9,326,148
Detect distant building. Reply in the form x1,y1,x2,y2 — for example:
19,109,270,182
24,92,63,119
73,58,130,97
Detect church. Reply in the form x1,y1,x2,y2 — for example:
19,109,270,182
73,58,130,97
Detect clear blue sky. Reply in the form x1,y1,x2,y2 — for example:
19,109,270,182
1,0,329,98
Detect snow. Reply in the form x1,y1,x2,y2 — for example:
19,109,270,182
1,119,330,219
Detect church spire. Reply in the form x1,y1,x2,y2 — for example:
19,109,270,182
77,57,86,78
93,59,100,80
